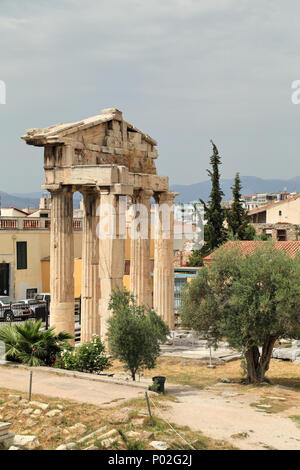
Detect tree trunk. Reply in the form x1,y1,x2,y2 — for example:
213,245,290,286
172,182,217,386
245,335,277,384
245,345,260,383
131,371,136,381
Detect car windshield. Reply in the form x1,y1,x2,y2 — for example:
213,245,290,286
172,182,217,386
35,295,44,301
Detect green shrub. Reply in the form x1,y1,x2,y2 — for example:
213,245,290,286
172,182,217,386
107,288,170,381
0,320,72,367
55,335,110,374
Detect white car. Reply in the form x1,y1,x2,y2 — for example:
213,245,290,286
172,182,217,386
34,293,51,304
0,297,30,322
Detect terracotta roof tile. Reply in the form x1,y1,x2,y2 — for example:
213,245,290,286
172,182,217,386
203,240,300,262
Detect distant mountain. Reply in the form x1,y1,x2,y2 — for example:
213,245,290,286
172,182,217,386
171,176,300,203
3,176,300,209
0,190,82,211
0,191,40,210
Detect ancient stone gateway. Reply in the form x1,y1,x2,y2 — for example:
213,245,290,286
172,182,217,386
22,108,177,342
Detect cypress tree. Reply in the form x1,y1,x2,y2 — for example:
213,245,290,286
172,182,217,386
201,141,227,253
227,173,255,240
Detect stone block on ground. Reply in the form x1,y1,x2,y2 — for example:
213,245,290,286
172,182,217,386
101,437,119,449
150,441,169,450
0,422,12,436
30,401,49,411
46,409,62,417
109,409,131,425
126,431,141,439
13,435,40,450
8,395,21,402
68,423,87,435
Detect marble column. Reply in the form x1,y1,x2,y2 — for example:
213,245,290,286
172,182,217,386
81,188,100,343
130,189,153,308
50,186,75,339
153,191,177,330
98,191,126,341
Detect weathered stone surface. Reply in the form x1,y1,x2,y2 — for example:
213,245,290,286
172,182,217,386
150,441,169,450
33,409,42,416
0,422,12,436
31,401,49,410
40,426,59,438
25,419,36,428
126,431,140,439
66,442,77,450
220,377,231,384
99,429,118,440
0,432,15,446
131,418,144,427
8,395,21,402
272,348,300,362
22,408,33,415
46,409,62,417
77,426,107,443
109,410,131,425
23,108,175,341
101,437,118,449
56,444,67,450
8,446,21,450
68,423,87,435
13,435,40,450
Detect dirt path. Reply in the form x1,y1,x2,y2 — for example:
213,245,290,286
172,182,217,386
0,366,143,406
162,384,300,450
2,366,300,449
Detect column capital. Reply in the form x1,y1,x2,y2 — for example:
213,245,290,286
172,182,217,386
42,184,75,195
79,186,99,197
154,191,179,204
132,189,153,203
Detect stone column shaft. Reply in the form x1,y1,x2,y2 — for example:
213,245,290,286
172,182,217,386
130,190,152,307
153,192,177,330
50,187,75,339
81,189,100,343
99,192,126,341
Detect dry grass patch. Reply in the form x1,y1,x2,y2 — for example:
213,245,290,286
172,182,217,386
0,387,235,450
109,357,300,391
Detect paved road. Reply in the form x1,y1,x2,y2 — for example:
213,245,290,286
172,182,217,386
0,366,143,406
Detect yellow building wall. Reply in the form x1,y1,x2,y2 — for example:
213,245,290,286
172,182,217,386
41,260,155,301
266,198,300,224
1,226,157,301
0,230,82,300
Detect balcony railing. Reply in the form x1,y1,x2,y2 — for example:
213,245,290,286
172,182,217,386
0,217,82,231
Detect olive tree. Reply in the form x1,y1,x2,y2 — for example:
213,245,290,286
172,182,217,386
107,288,169,381
181,243,300,383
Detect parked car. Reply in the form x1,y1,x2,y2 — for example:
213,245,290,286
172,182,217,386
0,296,15,321
17,299,48,321
34,293,51,305
0,297,31,322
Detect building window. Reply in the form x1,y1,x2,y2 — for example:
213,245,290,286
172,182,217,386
174,278,187,312
279,210,282,216
277,230,286,241
16,242,27,270
26,288,37,299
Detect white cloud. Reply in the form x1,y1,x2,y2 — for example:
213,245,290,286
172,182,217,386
1,0,300,191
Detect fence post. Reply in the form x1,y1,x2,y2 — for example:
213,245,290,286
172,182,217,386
28,371,33,401
145,392,154,427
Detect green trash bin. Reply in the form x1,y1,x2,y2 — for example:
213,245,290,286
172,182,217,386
152,376,166,394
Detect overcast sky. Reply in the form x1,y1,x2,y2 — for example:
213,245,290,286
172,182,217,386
1,0,300,193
